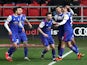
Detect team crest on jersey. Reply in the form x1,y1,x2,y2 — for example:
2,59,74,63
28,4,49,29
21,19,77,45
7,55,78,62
13,18,15,21
47,27,51,30
13,21,19,24
46,24,48,26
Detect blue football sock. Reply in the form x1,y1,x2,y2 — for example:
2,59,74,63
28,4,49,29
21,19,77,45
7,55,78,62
8,47,16,56
73,44,79,51
42,49,48,55
24,47,28,57
70,46,79,54
52,49,56,58
58,44,61,55
58,48,64,57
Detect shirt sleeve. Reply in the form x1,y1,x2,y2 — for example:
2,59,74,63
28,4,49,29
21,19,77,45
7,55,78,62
69,8,74,15
54,15,58,21
39,21,45,28
4,15,12,32
19,21,24,28
6,15,12,22
24,15,27,21
58,14,69,25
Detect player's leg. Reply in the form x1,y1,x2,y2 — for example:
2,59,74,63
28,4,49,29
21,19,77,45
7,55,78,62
55,41,65,61
67,33,84,59
41,45,50,59
71,35,79,51
57,30,64,57
65,32,79,54
20,32,30,60
41,38,50,59
57,38,62,56
5,35,19,62
23,41,30,61
55,32,69,61
49,36,56,60
50,44,56,61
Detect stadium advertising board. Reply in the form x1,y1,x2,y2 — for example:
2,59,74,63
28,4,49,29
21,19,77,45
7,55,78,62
0,22,87,38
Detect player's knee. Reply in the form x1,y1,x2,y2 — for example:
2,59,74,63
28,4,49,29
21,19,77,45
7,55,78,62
51,45,55,49
46,46,50,51
23,41,28,44
12,43,18,49
67,43,72,48
61,43,65,48
23,42,28,47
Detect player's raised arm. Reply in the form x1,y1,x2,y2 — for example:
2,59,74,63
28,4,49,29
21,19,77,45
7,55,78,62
25,18,32,29
4,15,12,35
38,21,48,37
65,5,74,15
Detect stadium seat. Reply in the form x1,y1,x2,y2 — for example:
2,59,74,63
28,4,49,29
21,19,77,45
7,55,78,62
16,3,28,15
83,8,87,16
81,2,87,5
28,1,40,16
80,0,87,5
41,4,48,16
0,4,2,16
3,4,15,16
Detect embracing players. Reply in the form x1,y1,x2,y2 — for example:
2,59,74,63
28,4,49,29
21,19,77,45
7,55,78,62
55,5,84,61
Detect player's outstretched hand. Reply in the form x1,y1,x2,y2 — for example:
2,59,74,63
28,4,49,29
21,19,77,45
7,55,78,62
22,28,25,32
43,33,48,38
9,31,12,35
54,24,59,27
29,25,32,29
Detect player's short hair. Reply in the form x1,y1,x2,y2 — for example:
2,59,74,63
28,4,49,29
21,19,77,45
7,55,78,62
46,12,52,16
13,6,22,13
55,5,63,9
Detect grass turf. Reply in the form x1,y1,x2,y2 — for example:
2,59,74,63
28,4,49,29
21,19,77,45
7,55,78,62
0,47,86,65
0,37,87,65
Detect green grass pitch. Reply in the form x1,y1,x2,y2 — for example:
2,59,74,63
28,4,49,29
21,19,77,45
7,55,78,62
0,37,87,65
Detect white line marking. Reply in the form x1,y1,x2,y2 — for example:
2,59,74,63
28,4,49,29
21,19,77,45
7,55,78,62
48,50,73,65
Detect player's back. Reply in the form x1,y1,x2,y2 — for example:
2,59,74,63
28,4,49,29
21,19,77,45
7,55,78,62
63,13,73,32
18,14,26,33
67,12,73,25
41,19,53,36
19,14,26,26
54,13,63,22
54,13,64,30
9,14,20,34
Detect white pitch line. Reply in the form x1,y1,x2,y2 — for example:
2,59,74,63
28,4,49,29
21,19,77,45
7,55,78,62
48,50,73,65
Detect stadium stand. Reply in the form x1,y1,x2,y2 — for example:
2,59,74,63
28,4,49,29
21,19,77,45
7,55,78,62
3,4,15,16
41,4,48,16
0,4,2,16
28,1,40,16
80,0,87,5
80,0,87,16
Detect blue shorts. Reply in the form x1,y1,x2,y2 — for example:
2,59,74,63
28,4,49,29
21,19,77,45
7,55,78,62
63,31,73,42
19,32,28,43
40,35,55,47
9,34,19,44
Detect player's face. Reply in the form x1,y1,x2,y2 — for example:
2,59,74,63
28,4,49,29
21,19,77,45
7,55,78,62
62,7,67,12
47,14,52,20
56,7,62,13
17,8,23,15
